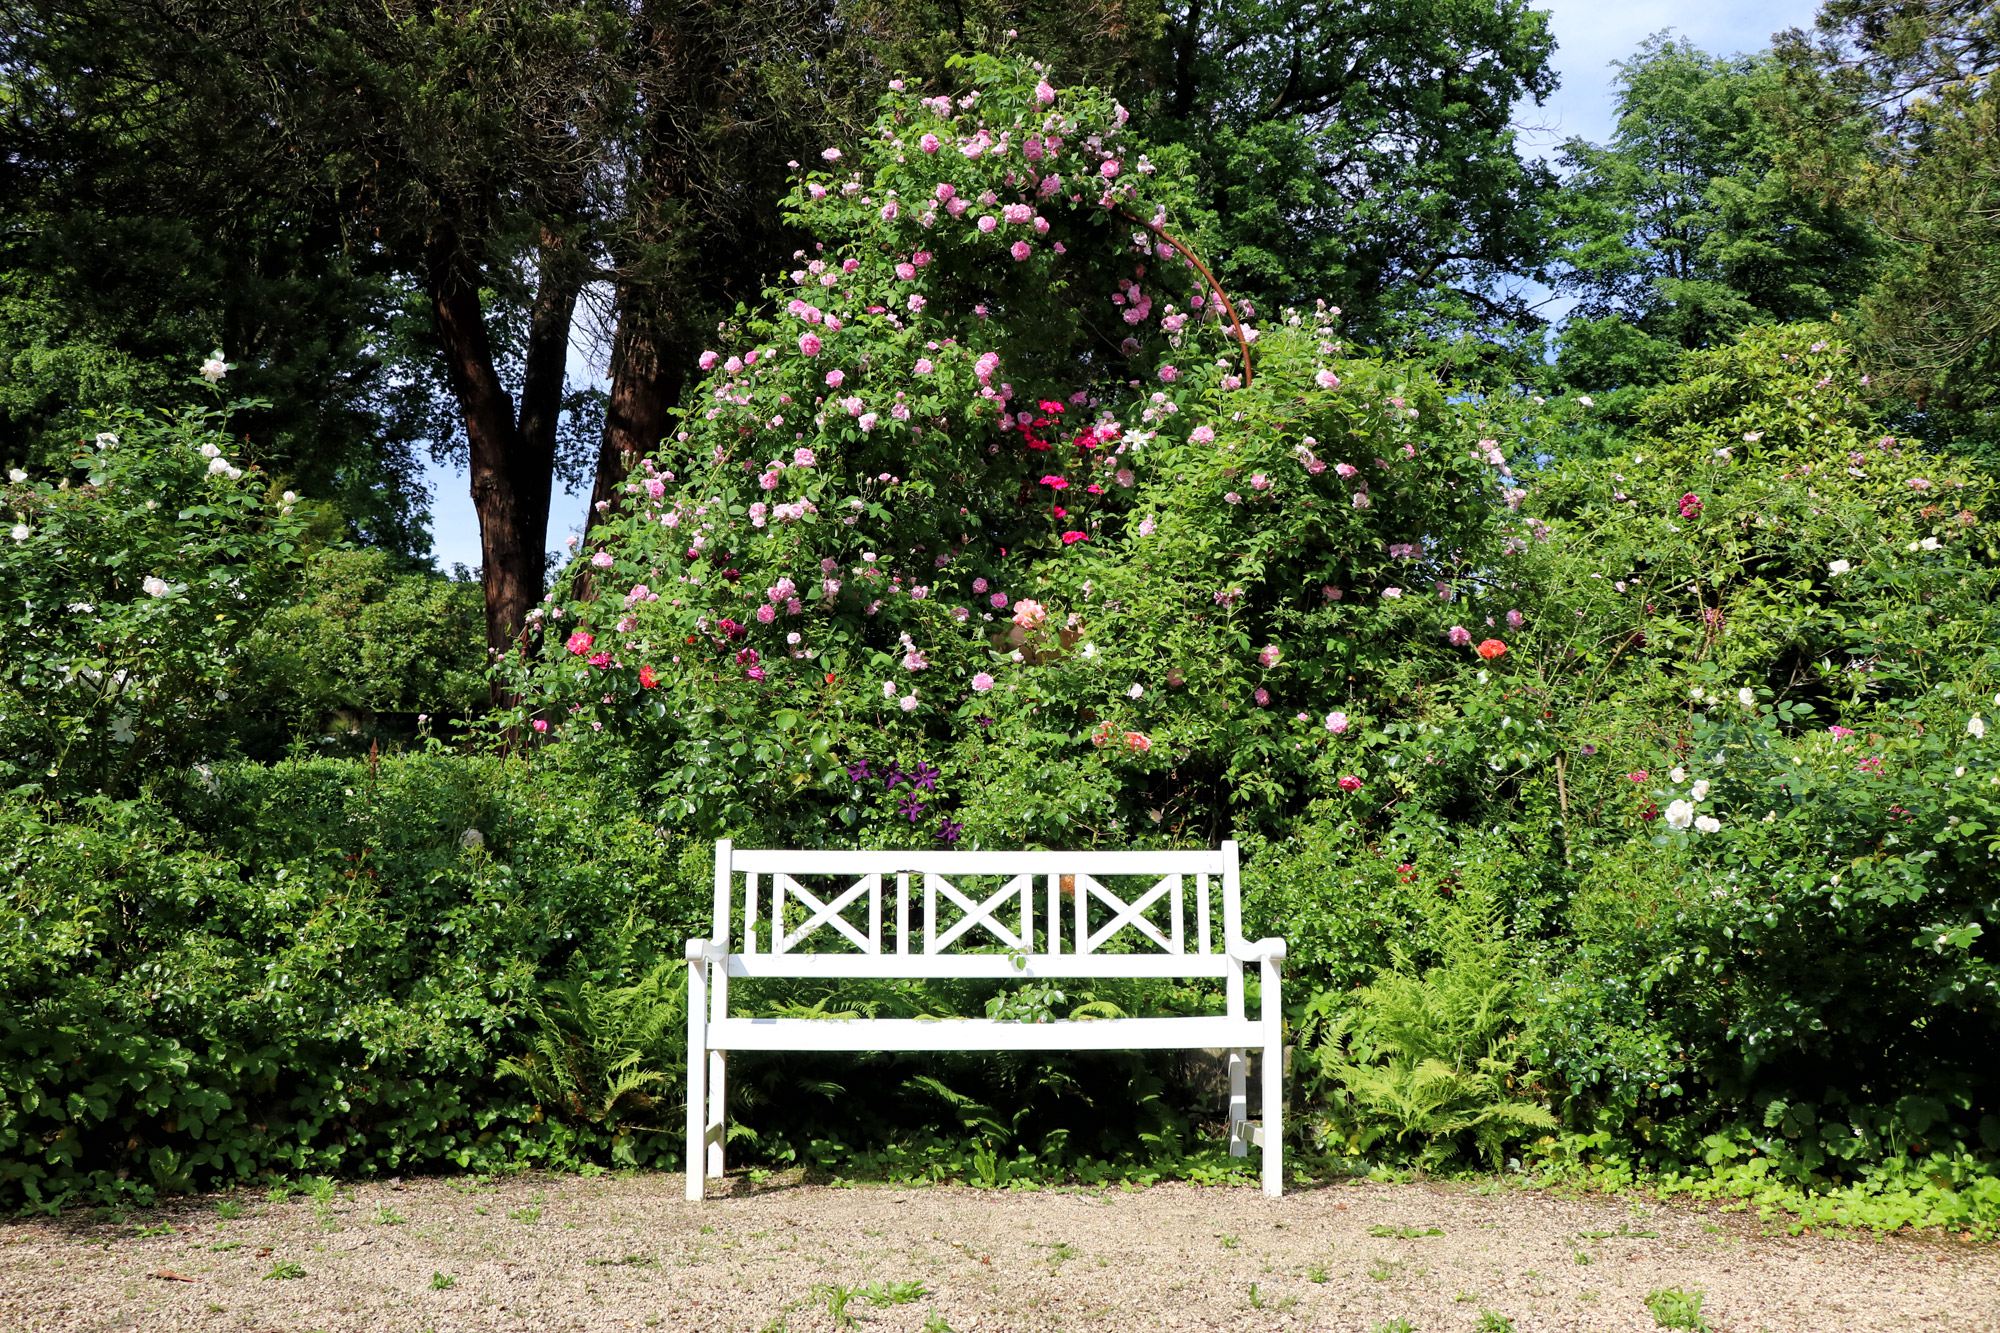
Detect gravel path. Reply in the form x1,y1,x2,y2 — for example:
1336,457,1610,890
1,1172,1993,1332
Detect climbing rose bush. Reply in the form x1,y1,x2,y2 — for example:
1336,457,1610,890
514,55,1528,845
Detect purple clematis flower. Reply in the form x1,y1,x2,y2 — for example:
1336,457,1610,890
882,764,906,791
897,794,927,823
847,759,872,782
911,761,939,791
937,816,963,844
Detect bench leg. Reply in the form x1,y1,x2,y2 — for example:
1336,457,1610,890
686,953,707,1202
706,1049,727,1179
1226,1048,1248,1158
1260,955,1283,1198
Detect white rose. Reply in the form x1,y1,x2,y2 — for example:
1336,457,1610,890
1691,779,1712,801
95,433,119,448
1971,716,1987,740
200,357,228,382
1127,682,1144,699
1921,536,1940,550
9,524,28,542
881,680,896,700
7,468,25,483
143,576,170,597
1738,687,1756,707
1828,559,1851,577
1664,800,1695,831
1576,395,1594,407
1694,815,1721,834
200,443,220,458
459,828,485,850
282,491,298,504
208,456,231,475
1669,766,1687,784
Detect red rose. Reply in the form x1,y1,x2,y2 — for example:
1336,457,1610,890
1476,638,1507,660
639,665,659,688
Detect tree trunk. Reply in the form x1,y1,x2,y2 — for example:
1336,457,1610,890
427,228,581,688
590,297,689,516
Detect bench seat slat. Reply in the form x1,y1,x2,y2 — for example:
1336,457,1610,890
708,1015,1262,1052
725,954,1228,980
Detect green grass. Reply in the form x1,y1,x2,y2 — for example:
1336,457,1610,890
213,1199,245,1221
374,1204,406,1226
428,1271,456,1291
1476,1312,1517,1332
262,1260,306,1281
1366,1224,1443,1238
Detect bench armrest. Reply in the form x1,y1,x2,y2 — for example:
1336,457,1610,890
1228,937,1288,963
685,937,727,963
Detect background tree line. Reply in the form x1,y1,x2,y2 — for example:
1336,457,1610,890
3,0,1998,648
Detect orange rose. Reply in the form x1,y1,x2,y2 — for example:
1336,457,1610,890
1476,638,1507,660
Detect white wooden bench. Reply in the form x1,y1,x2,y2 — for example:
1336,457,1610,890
685,840,1288,1199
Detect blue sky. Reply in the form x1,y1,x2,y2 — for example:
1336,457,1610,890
418,0,1823,572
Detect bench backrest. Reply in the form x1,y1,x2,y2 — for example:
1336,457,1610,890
711,841,1242,979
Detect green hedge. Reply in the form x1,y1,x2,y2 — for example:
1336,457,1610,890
0,756,706,1208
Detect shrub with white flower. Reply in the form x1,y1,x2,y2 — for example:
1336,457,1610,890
0,395,309,795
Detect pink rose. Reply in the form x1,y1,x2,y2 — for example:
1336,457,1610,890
921,133,940,153
1011,240,1031,261
799,332,821,357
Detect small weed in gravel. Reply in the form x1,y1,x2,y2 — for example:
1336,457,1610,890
509,1205,542,1224
1645,1287,1711,1330
921,1312,954,1333
214,1199,245,1220
263,1260,306,1281
1366,1257,1400,1281
1367,1224,1443,1239
1370,1320,1416,1333
264,1183,294,1204
135,1222,172,1238
862,1279,927,1306
428,1272,455,1291
586,1254,656,1268
305,1176,339,1229
813,1282,861,1328
208,1241,243,1253
1476,1312,1517,1332
374,1205,406,1226
1307,1263,1329,1283
1218,1233,1240,1249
